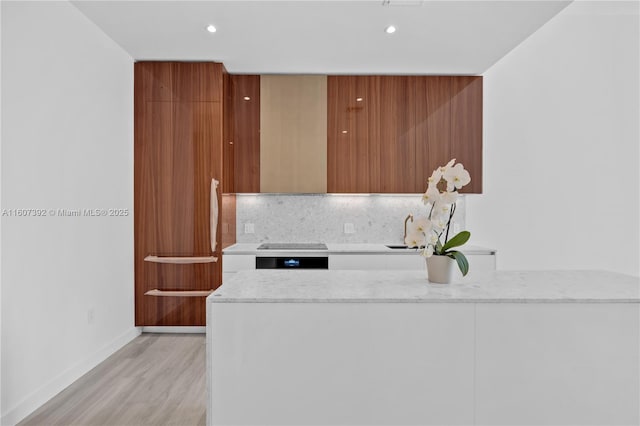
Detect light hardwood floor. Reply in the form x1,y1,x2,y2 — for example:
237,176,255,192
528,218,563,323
19,334,206,426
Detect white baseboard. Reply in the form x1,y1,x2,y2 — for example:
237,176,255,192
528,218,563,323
142,326,205,334
1,327,142,426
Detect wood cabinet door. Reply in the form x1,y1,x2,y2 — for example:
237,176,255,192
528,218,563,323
327,75,482,194
378,76,416,193
327,76,379,193
451,76,482,193
135,100,223,326
414,76,453,193
134,62,225,327
172,62,222,102
231,75,260,193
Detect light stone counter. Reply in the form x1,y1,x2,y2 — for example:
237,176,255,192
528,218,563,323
222,242,496,255
209,269,639,304
207,269,640,426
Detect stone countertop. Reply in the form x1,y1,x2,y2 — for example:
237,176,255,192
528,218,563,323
222,243,496,255
208,269,640,304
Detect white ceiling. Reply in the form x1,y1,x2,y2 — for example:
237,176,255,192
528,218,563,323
72,0,573,74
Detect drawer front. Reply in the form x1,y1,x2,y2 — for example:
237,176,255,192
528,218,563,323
223,255,255,273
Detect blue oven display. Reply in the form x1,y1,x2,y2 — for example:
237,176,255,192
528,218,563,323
284,259,301,268
255,256,328,269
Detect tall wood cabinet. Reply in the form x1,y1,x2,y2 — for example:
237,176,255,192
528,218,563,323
134,62,235,326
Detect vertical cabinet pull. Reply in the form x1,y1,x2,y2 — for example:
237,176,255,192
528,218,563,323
211,178,219,253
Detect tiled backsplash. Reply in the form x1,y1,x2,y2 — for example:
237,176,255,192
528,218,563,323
236,194,466,244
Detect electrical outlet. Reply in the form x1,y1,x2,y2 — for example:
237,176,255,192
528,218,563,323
244,223,255,234
344,223,355,234
88,308,95,324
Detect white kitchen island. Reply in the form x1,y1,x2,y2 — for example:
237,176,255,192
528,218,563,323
207,270,640,426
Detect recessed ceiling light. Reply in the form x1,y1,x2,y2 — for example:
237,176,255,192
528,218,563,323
356,97,363,102
243,96,251,101
206,25,217,33
341,130,348,134
385,25,396,34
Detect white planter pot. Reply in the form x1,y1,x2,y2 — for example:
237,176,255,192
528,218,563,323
426,255,456,284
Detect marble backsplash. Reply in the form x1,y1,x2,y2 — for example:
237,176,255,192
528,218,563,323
235,194,466,244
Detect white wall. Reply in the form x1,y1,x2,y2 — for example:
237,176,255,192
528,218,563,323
0,1,3,420
467,1,639,276
1,2,137,424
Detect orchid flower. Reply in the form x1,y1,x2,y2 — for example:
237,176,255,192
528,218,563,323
404,231,425,248
407,159,472,276
443,163,471,191
413,216,432,234
439,158,456,174
427,168,443,187
430,214,447,232
421,245,435,258
421,186,440,206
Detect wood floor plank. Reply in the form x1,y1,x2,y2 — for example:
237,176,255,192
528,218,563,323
19,334,206,426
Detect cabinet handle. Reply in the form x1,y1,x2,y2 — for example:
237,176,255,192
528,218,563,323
144,255,218,264
145,289,213,297
211,178,219,253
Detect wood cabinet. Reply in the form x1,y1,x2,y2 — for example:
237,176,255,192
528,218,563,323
327,75,482,194
414,76,453,191
451,76,483,192
134,62,235,326
326,76,380,192
231,74,482,194
229,75,260,193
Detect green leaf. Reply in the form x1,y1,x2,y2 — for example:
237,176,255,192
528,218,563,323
442,231,471,252
435,239,443,255
447,250,470,276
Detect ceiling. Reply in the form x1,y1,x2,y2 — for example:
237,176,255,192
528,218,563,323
72,0,573,75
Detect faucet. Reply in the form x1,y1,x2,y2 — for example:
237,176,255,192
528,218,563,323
403,214,414,241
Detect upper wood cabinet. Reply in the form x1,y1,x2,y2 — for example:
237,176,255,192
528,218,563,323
230,75,261,193
327,75,482,194
260,75,327,193
232,74,482,194
451,76,483,193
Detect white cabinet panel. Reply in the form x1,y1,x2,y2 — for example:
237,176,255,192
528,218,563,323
386,255,427,270
475,303,640,426
222,254,254,273
210,303,475,425
328,254,386,270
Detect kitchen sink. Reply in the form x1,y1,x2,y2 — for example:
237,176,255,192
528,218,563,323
385,245,422,250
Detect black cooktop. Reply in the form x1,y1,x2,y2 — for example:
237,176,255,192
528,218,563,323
257,243,328,250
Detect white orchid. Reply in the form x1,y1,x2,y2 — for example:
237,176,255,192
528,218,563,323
404,231,425,248
427,232,439,245
443,163,471,192
427,168,443,187
440,190,458,205
421,245,435,258
433,191,458,217
430,214,447,231
439,158,456,174
421,186,440,205
406,159,472,276
413,216,432,234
